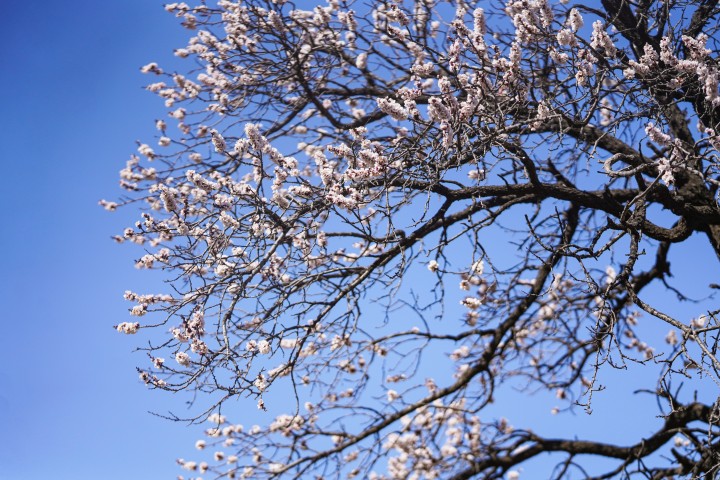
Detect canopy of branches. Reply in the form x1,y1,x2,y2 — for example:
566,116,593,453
107,0,720,478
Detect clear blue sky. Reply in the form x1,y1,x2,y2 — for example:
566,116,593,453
0,2,212,478
0,1,716,479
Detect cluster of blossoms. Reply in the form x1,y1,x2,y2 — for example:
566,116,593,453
116,322,140,334
175,396,516,480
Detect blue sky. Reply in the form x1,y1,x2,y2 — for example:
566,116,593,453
1,1,717,479
0,2,207,478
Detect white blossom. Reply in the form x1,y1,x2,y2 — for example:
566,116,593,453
175,351,191,366
116,322,140,334
258,340,271,354
387,389,400,402
211,130,226,153
377,97,408,121
567,9,583,32
461,297,482,309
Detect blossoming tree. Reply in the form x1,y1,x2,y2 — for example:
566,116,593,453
106,0,720,477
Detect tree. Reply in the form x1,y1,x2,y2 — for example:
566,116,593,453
105,0,720,478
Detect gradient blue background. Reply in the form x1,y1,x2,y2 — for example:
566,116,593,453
0,2,204,478
1,1,716,479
